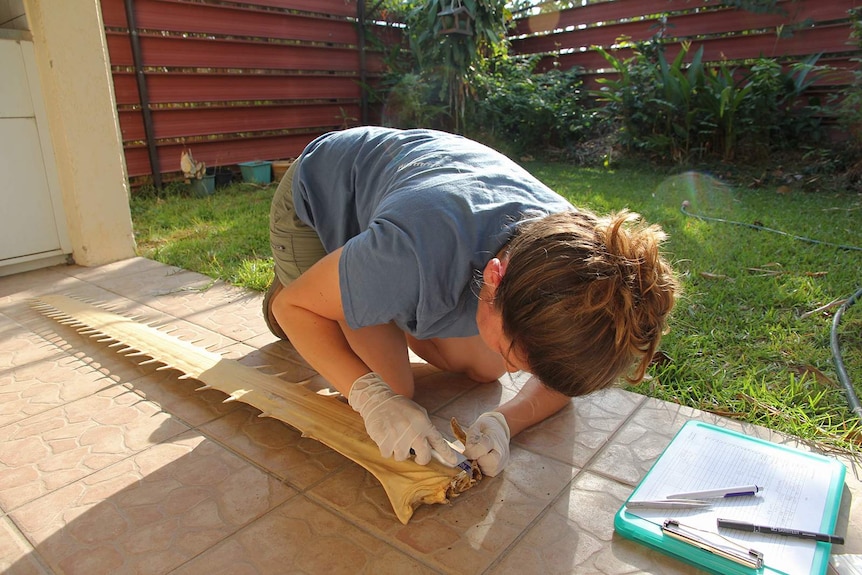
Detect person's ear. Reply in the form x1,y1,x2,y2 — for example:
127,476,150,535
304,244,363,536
483,257,505,289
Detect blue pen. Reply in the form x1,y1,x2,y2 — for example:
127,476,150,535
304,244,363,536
667,485,762,499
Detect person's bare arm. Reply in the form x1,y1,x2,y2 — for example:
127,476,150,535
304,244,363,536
271,247,457,465
496,375,570,436
270,247,414,396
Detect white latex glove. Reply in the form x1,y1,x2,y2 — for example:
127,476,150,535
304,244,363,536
348,372,457,466
462,411,510,477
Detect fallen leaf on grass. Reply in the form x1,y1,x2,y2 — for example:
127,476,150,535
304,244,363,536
799,297,846,319
747,266,827,278
699,271,733,281
747,267,784,276
649,350,673,367
709,409,744,418
737,392,785,417
842,428,862,448
790,364,836,387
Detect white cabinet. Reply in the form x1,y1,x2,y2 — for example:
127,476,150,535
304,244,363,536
0,33,70,274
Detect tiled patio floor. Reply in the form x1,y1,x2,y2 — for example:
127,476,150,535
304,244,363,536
0,257,859,575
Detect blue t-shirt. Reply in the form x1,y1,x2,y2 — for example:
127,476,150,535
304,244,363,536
291,126,574,339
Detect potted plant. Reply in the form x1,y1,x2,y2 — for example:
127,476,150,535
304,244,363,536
180,149,215,196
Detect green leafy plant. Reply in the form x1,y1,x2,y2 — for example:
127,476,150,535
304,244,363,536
395,0,512,132
656,43,708,162
740,54,824,155
594,39,701,162
594,38,826,164
698,59,753,161
838,8,862,136
467,54,593,155
380,72,451,130
593,38,667,158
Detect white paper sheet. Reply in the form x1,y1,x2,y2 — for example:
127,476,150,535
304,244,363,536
628,424,837,575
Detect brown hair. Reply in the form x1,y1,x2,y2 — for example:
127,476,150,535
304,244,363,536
495,209,679,397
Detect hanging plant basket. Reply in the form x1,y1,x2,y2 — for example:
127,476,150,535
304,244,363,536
437,0,473,36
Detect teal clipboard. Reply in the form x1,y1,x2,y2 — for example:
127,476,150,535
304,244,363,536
614,420,846,575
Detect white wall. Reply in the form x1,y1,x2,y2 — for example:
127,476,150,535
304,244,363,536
0,0,27,30
21,0,136,267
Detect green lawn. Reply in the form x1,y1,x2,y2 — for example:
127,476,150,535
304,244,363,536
131,165,862,454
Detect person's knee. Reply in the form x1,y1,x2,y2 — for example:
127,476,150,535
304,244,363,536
464,363,506,384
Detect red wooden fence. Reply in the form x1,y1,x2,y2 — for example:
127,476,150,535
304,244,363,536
100,0,379,184
104,0,862,184
509,0,862,94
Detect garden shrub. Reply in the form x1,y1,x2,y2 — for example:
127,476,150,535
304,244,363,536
829,7,862,187
380,71,451,130
466,54,597,156
594,37,826,165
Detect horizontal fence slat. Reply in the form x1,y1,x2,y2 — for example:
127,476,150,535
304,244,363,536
652,0,859,42
124,131,330,178
573,54,860,89
99,0,372,183
512,19,654,54
525,22,857,73
513,0,861,37
101,0,359,45
534,49,636,75
105,33,385,73
665,23,858,61
513,1,859,56
101,0,861,183
112,73,363,106
118,103,360,141
215,0,358,18
514,0,701,35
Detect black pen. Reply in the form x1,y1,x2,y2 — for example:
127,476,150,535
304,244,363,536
717,518,845,545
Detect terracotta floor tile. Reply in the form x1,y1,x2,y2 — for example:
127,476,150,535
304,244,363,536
9,432,296,575
0,384,188,511
0,314,183,430
308,447,577,574
0,321,57,371
93,270,267,343
414,368,482,415
0,267,82,303
489,472,699,575
173,495,439,575
0,346,115,429
436,371,527,427
178,284,269,343
512,387,644,468
3,259,859,574
587,398,746,486
87,267,217,311
0,516,50,575
127,368,242,428
58,258,171,283
240,327,284,352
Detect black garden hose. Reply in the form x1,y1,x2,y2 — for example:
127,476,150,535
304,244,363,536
680,200,862,252
831,287,862,422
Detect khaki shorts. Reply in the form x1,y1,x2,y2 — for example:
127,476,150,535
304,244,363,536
269,159,328,287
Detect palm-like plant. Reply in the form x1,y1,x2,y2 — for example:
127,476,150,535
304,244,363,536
405,0,511,132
